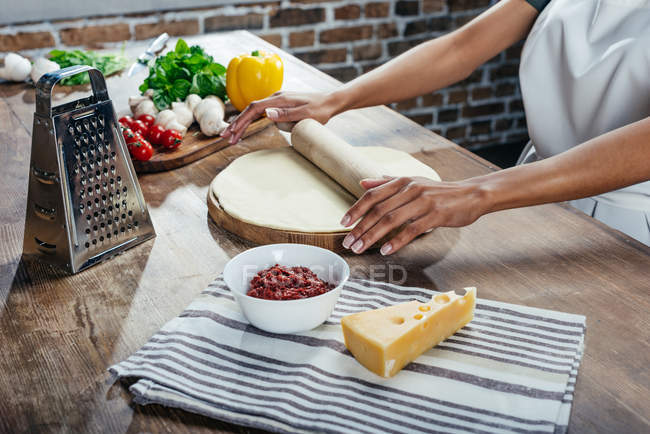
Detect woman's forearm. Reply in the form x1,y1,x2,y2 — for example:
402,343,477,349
223,0,538,142
329,0,539,115
475,117,650,213
339,117,650,255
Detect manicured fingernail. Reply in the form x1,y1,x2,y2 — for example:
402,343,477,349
340,214,351,226
380,243,392,256
351,239,363,253
265,108,278,120
342,233,355,249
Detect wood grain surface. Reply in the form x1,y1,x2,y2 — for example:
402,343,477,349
0,31,649,434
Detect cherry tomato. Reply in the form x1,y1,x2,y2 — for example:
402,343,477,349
147,124,166,146
161,129,183,150
119,116,135,129
130,119,149,137
137,114,155,128
122,128,140,145
129,138,154,161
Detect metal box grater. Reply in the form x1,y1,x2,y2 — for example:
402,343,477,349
23,65,155,273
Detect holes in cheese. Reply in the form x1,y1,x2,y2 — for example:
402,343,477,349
341,287,476,378
434,294,450,304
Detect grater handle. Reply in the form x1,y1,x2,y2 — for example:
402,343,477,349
35,65,109,117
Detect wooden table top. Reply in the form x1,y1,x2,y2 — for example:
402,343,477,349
1,31,648,434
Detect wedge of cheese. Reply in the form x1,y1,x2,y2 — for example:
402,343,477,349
341,287,476,377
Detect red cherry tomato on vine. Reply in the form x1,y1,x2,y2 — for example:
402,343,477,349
130,119,148,137
129,138,154,161
161,129,183,150
147,124,166,146
119,116,135,129
136,114,155,128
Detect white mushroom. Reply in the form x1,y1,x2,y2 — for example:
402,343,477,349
154,110,176,128
129,94,151,113
0,53,32,82
165,120,187,136
154,109,187,136
185,94,202,112
134,99,158,118
193,96,227,136
193,98,220,123
171,101,194,128
29,57,60,84
199,115,228,136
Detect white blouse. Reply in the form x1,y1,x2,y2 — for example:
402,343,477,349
518,0,650,245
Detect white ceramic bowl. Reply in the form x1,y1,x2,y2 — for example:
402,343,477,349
223,244,350,334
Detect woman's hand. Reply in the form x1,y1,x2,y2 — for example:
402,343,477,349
220,91,342,144
340,176,487,255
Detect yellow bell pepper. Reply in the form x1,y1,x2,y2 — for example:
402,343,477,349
226,50,284,112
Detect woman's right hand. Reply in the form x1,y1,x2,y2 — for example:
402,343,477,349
220,91,342,144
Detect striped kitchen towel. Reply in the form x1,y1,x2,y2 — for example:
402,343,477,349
109,277,586,434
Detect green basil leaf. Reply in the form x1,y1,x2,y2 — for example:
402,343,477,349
175,39,190,55
138,41,226,105
48,49,66,59
152,89,171,111
171,79,192,101
182,53,209,73
168,66,191,82
205,62,226,76
189,45,206,57
148,73,168,89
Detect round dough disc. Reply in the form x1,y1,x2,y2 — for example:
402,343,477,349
211,146,441,233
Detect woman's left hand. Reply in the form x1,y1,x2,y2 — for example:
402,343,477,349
340,176,487,255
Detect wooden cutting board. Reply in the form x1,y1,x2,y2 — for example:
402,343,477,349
207,187,349,252
132,104,272,173
206,120,439,252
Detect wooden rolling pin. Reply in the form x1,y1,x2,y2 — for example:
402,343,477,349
291,119,384,198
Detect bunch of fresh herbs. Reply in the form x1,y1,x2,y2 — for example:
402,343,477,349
48,49,129,85
138,39,227,111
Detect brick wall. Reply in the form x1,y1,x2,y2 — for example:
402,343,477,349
0,0,529,154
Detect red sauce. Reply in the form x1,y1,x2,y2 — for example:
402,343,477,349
247,264,334,300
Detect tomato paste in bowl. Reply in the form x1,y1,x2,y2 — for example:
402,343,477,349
223,244,349,334
247,264,334,300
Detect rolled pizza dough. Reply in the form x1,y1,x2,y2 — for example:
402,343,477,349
211,146,441,233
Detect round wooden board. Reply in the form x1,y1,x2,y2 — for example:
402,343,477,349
133,117,272,173
207,188,350,252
